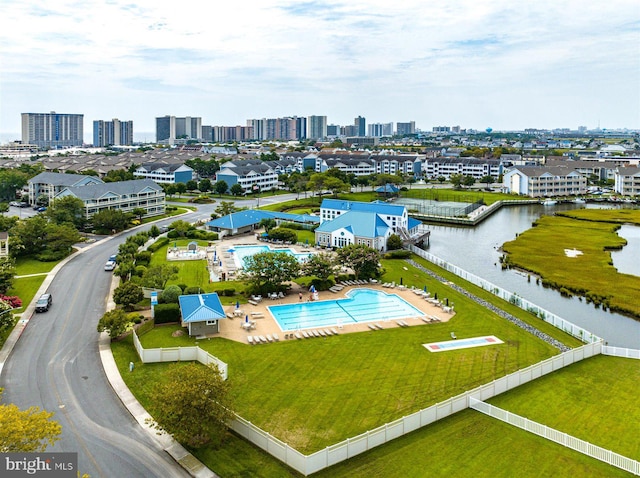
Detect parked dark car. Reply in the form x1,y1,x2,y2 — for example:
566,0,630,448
35,293,52,312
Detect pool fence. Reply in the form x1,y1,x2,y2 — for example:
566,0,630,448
132,330,228,380
469,398,640,476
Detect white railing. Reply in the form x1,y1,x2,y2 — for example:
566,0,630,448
408,245,602,344
132,330,228,380
470,398,640,476
227,343,602,476
602,346,640,359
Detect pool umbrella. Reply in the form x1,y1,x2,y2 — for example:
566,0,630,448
245,315,249,323
213,251,217,260
423,286,427,293
305,238,309,245
309,285,316,293
446,298,449,306
236,301,240,309
400,277,403,285
434,293,438,300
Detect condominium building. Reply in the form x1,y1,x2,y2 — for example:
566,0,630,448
354,116,366,136
307,115,328,139
368,123,393,137
156,116,202,144
245,117,306,141
502,166,587,197
21,112,84,148
93,119,133,147
396,121,416,136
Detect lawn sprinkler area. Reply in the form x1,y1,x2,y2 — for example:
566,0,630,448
423,335,504,352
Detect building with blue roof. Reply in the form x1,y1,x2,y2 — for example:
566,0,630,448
206,209,319,237
178,293,227,336
315,199,423,251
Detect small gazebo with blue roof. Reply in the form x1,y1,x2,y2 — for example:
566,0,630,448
178,293,226,337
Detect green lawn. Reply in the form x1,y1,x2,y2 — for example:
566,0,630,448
14,256,58,275
502,212,640,318
489,355,640,460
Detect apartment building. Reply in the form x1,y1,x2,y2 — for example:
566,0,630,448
156,116,202,144
502,166,587,197
21,112,84,148
93,119,133,147
614,167,640,196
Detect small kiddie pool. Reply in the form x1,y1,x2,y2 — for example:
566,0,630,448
423,335,504,352
268,288,424,331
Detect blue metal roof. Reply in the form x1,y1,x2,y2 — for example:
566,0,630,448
408,217,422,230
375,184,399,193
178,293,226,323
206,209,319,230
321,198,406,216
316,211,390,239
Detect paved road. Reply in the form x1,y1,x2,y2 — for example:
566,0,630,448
0,196,300,477
0,226,190,478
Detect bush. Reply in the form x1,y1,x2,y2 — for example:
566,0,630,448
161,285,183,303
267,227,297,243
153,303,181,324
177,283,188,293
309,278,335,291
185,229,218,241
184,286,203,295
385,249,411,259
221,288,235,297
134,265,147,277
135,250,152,265
167,230,180,239
147,236,169,253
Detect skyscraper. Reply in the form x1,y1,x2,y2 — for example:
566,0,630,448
396,121,416,136
93,119,133,146
21,112,84,148
307,116,327,139
368,123,393,137
354,116,366,136
156,116,202,144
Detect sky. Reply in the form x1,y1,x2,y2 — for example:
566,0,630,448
1,0,639,142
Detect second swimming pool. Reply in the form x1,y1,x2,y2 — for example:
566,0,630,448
268,288,424,331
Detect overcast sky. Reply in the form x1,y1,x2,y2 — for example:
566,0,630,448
1,0,639,139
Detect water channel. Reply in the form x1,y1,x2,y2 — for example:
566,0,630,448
424,203,640,348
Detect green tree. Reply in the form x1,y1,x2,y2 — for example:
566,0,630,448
113,261,135,282
229,183,243,196
214,201,239,217
173,183,186,197
165,184,177,198
0,257,16,294
148,363,233,448
185,180,198,192
450,173,464,189
96,308,132,338
148,224,161,238
243,251,300,292
307,173,326,197
184,158,219,177
142,264,180,289
90,209,130,233
336,244,381,280
303,252,336,281
112,282,143,311
198,179,212,193
46,196,86,229
386,234,403,251
132,207,147,222
103,169,134,182
160,284,182,303
0,169,29,201
480,175,495,189
324,176,350,197
0,389,62,452
168,220,192,237
258,218,276,233
375,174,399,187
462,175,476,188
10,216,80,260
213,180,228,197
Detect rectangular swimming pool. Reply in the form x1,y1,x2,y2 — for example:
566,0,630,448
229,245,313,269
268,288,424,331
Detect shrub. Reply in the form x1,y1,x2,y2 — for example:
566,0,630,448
385,249,411,259
153,303,181,324
184,286,203,295
134,265,147,277
161,285,183,303
309,278,335,291
167,230,180,239
177,283,188,293
147,237,169,253
221,288,235,297
135,251,152,265
267,227,297,243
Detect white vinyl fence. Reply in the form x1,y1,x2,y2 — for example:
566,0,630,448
408,245,601,344
602,346,640,359
132,330,228,380
228,342,602,476
470,398,640,476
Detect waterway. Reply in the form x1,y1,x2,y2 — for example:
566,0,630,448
611,224,640,276
424,203,640,348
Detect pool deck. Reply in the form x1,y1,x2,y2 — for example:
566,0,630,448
216,282,453,344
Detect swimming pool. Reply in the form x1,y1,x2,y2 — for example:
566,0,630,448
268,288,424,331
230,245,313,269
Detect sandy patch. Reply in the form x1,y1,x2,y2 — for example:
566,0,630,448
564,248,583,258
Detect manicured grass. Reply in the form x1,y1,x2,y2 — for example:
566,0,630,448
502,213,640,318
8,275,46,312
489,355,640,460
14,257,58,275
136,285,560,454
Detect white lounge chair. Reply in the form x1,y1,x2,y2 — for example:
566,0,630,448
319,329,326,336
451,332,457,339
247,336,254,344
375,323,384,330
302,331,309,338
266,334,273,342
331,328,339,335
323,329,332,336
248,299,258,306
294,332,302,339
368,324,377,331
259,335,268,343
278,291,285,299
273,333,280,341
311,330,319,337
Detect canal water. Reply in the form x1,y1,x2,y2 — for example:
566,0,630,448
424,203,640,348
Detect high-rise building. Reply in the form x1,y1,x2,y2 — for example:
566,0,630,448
396,121,416,136
307,116,327,139
156,116,202,144
21,112,84,148
327,124,340,136
354,116,366,136
368,123,393,137
93,119,133,147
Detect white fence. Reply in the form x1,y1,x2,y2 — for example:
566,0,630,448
602,346,640,359
408,245,602,344
228,342,602,476
469,398,640,476
132,330,228,380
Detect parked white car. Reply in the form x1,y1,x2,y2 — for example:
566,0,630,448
104,260,117,271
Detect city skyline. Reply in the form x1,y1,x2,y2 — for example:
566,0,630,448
1,1,639,138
